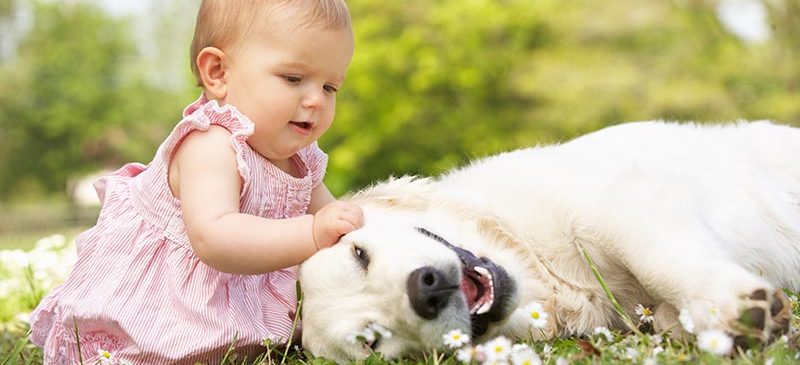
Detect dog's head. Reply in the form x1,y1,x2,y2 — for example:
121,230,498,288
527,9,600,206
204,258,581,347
299,198,524,362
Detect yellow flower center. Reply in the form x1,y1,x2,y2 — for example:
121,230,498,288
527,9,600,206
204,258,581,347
101,351,111,359
531,312,540,319
643,308,653,316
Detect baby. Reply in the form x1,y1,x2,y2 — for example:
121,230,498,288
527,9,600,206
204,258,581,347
29,1,362,363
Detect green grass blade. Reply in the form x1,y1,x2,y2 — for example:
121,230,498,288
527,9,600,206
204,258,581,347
579,245,642,336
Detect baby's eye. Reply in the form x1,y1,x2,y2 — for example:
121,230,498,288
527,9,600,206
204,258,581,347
283,75,302,83
323,84,339,94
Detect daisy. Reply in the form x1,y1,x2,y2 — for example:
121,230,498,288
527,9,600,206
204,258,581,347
678,308,695,334
635,304,654,323
367,322,393,340
652,346,664,356
707,306,722,323
522,302,549,329
483,336,513,362
345,328,375,345
97,349,114,365
443,329,471,349
346,322,392,346
555,356,569,365
697,329,733,356
510,346,541,365
456,346,478,363
593,326,613,342
624,347,639,360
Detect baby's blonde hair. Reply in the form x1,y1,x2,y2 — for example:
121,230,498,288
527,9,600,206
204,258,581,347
190,0,352,86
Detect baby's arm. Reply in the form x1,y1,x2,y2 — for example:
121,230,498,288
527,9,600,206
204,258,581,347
171,126,359,274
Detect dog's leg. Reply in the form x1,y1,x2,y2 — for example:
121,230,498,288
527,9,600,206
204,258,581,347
612,233,791,349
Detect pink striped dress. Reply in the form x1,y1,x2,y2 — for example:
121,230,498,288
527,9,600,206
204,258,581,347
29,94,328,364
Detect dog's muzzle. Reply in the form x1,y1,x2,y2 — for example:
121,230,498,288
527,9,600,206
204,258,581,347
414,227,517,337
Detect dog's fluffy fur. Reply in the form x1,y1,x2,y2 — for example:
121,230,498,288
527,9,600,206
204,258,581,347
299,121,800,362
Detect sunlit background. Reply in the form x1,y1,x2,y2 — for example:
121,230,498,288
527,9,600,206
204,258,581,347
1,0,800,358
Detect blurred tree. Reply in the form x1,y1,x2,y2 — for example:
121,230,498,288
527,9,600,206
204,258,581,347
324,0,550,194
321,0,800,195
0,1,134,199
0,1,185,200
1,0,799,201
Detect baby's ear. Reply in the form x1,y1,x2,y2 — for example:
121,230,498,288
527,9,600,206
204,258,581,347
196,47,228,100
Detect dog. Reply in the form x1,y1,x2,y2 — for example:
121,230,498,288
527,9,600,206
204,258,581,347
299,121,800,362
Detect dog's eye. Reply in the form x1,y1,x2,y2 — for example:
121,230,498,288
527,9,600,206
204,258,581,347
353,245,370,269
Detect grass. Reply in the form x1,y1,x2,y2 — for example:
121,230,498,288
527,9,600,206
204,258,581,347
1,292,797,365
2,234,798,364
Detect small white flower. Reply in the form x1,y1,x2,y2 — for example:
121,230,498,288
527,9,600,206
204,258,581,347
697,329,733,356
650,334,663,344
643,357,658,365
625,347,638,360
367,323,393,339
97,349,114,364
635,304,654,323
704,305,723,324
652,346,664,356
510,346,541,365
15,312,30,324
346,322,392,346
511,343,530,352
443,329,471,349
555,356,569,365
593,326,613,342
765,357,775,365
483,336,513,362
456,346,477,363
345,328,375,345
678,308,695,334
522,302,549,329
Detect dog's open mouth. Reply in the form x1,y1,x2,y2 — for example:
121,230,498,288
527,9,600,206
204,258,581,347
416,227,516,338
462,265,494,315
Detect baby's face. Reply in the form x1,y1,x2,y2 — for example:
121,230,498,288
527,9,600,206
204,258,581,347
223,7,354,164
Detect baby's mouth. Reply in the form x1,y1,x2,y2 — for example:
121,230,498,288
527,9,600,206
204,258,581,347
289,121,313,134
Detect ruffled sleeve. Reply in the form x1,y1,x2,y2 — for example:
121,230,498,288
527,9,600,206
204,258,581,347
160,94,256,196
298,141,329,188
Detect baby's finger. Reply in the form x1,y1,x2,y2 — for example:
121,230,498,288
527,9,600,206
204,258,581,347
340,209,364,228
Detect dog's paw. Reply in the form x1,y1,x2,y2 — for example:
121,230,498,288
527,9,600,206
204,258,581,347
731,288,791,349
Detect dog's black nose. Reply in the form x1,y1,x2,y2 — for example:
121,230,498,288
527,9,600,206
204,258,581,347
407,266,458,319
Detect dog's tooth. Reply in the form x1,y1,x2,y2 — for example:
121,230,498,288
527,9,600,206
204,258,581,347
476,300,492,314
473,266,489,277
470,304,480,314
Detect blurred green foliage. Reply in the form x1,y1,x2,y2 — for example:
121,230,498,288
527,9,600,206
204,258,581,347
0,0,798,200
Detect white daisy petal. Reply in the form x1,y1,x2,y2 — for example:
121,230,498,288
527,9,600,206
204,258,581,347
697,329,733,356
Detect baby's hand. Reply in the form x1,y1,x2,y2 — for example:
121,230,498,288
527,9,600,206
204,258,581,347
312,201,364,250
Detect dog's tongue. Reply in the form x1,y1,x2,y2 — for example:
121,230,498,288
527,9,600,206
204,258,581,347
461,275,479,308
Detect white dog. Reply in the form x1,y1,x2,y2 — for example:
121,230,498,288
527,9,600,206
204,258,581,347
299,121,800,362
